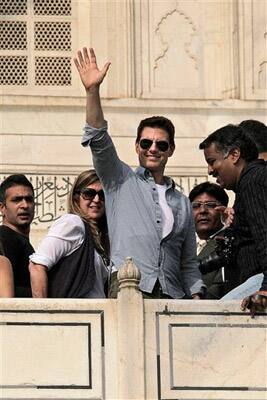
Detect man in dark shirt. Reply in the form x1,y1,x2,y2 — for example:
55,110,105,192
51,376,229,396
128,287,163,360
0,174,35,297
199,124,267,314
189,182,239,299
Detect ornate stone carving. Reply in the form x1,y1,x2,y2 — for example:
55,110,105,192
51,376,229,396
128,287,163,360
242,0,267,99
117,257,141,290
137,0,238,99
154,6,198,73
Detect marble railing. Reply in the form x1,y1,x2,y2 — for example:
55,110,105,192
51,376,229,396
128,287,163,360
0,258,266,400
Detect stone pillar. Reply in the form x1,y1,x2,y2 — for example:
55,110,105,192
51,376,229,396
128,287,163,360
117,257,145,400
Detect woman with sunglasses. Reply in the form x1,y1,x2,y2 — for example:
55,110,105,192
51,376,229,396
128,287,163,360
29,170,109,298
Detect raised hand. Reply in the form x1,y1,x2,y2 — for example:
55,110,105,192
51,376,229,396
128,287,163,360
74,47,111,91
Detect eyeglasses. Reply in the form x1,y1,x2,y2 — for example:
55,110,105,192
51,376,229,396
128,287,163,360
77,188,105,201
191,201,220,210
139,138,170,152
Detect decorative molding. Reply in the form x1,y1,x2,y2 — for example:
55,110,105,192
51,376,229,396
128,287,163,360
155,310,267,400
136,0,240,99
154,6,198,73
0,309,106,399
117,257,141,291
242,0,267,99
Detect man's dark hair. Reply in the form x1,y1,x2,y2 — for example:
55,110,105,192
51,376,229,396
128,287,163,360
0,174,34,203
199,124,258,162
136,116,175,146
189,181,229,207
239,119,267,153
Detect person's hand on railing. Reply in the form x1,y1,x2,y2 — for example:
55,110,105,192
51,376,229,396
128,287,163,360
241,290,267,318
191,293,203,300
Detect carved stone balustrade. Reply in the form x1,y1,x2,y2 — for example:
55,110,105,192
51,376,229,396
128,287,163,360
0,259,266,400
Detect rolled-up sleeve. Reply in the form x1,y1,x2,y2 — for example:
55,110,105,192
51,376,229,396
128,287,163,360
81,121,108,147
81,122,133,191
30,214,84,270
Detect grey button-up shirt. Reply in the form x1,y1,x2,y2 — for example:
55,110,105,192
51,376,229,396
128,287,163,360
82,122,205,298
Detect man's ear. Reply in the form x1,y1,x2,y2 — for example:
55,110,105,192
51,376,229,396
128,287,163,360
135,141,139,154
0,201,6,216
229,147,241,164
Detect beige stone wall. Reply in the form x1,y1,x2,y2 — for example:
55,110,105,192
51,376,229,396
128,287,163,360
1,0,267,245
0,260,266,400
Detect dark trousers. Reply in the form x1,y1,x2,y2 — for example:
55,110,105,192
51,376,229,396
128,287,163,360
108,272,172,299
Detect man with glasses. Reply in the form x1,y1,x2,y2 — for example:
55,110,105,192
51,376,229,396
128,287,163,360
199,124,267,314
74,47,205,299
189,182,239,298
0,174,35,297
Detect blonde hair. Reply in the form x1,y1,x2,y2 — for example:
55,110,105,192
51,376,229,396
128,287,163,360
68,170,109,262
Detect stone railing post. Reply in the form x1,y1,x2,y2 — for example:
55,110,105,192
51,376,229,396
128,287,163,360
117,257,145,400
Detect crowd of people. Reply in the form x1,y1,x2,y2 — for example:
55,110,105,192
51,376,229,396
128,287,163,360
0,47,266,316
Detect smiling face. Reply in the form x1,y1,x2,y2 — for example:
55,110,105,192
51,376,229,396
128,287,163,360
0,185,35,235
192,192,222,240
203,143,241,190
78,181,105,222
135,127,175,182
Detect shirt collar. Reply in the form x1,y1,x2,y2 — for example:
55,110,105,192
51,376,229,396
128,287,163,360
135,166,174,189
196,236,207,255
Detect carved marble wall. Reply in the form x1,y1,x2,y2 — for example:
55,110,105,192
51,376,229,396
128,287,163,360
136,0,237,99
242,0,267,99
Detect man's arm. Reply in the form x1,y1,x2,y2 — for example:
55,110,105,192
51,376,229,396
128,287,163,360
241,288,267,317
29,262,48,298
180,202,206,298
0,256,14,297
239,177,267,316
74,47,110,128
75,47,133,191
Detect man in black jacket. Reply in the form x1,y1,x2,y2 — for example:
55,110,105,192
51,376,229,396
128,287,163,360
0,174,35,297
199,124,267,315
189,182,239,299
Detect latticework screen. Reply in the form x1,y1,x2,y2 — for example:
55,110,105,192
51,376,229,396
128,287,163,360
0,0,73,90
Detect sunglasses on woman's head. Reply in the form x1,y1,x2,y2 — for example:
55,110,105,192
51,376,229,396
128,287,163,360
139,138,170,152
77,188,105,201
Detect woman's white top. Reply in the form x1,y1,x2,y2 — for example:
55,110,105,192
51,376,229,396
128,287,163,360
30,214,108,298
156,183,174,238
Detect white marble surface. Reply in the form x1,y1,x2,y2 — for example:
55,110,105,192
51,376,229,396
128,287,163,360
0,296,266,400
145,300,267,400
0,299,118,400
